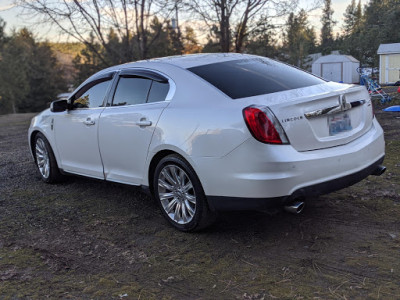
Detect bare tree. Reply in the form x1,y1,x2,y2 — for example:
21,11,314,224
234,0,269,52
186,0,238,52
185,0,299,53
186,0,316,53
15,0,174,63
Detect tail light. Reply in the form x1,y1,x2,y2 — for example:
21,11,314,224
243,105,289,144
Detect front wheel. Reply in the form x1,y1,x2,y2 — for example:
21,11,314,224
33,133,62,183
153,155,216,232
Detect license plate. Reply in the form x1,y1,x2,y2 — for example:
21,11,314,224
328,112,352,136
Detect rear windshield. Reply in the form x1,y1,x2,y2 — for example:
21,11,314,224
188,58,325,99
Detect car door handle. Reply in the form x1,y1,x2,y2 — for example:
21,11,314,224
84,118,95,126
136,119,152,127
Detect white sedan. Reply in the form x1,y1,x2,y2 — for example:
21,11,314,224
29,53,385,231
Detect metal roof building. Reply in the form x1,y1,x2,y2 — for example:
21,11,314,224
312,54,360,84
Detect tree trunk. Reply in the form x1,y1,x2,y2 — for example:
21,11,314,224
235,16,248,53
219,0,231,52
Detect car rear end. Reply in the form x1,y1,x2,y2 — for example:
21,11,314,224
185,55,385,210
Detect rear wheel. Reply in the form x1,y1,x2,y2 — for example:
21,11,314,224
153,154,216,232
34,133,62,183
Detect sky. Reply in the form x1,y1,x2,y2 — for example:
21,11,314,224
0,0,365,42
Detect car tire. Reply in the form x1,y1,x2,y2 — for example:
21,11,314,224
33,132,62,183
153,154,216,232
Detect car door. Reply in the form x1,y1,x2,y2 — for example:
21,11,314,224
53,73,114,179
98,69,172,185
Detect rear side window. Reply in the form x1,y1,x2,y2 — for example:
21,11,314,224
147,81,169,103
112,77,152,106
188,58,325,99
112,76,170,106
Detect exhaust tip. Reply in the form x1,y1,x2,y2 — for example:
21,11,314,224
372,165,386,176
284,201,305,214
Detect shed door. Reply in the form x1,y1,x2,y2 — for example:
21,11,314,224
386,55,400,83
321,63,342,82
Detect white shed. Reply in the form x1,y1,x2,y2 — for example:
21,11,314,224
312,54,360,83
377,43,400,84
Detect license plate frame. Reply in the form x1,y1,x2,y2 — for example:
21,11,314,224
328,112,352,136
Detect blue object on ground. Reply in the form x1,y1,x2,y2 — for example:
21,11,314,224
383,106,400,112
359,74,391,104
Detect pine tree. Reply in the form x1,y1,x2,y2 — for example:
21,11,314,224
320,0,336,55
343,0,362,36
183,26,202,54
73,33,105,86
361,0,400,66
339,0,364,64
202,25,221,53
283,10,316,68
245,17,277,58
0,27,66,114
0,18,6,49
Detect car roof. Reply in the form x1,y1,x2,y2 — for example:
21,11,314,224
144,53,252,68
81,53,256,91
103,53,253,73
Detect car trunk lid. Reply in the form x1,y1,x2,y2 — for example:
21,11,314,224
242,83,373,152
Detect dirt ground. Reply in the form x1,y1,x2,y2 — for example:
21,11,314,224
0,90,399,299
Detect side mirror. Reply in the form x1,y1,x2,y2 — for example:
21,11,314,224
50,99,68,112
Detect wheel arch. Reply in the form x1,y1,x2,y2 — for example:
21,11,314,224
148,150,178,197
30,130,61,170
147,149,203,197
148,149,217,229
29,130,41,162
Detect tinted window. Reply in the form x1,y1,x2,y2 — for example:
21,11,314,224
147,81,169,103
188,58,325,99
74,80,111,108
112,77,152,106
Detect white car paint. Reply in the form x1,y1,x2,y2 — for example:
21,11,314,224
98,101,169,185
53,107,105,179
192,118,383,199
28,53,385,211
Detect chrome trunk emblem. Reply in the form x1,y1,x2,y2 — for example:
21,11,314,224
304,95,366,119
339,95,351,112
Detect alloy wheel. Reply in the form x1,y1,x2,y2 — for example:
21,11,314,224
157,165,196,224
35,137,50,179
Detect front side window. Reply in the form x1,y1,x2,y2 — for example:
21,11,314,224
188,58,325,99
73,80,111,109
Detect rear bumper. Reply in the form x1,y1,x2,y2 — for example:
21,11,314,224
192,118,384,208
207,156,384,211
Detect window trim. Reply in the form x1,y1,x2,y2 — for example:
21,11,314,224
119,69,168,83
